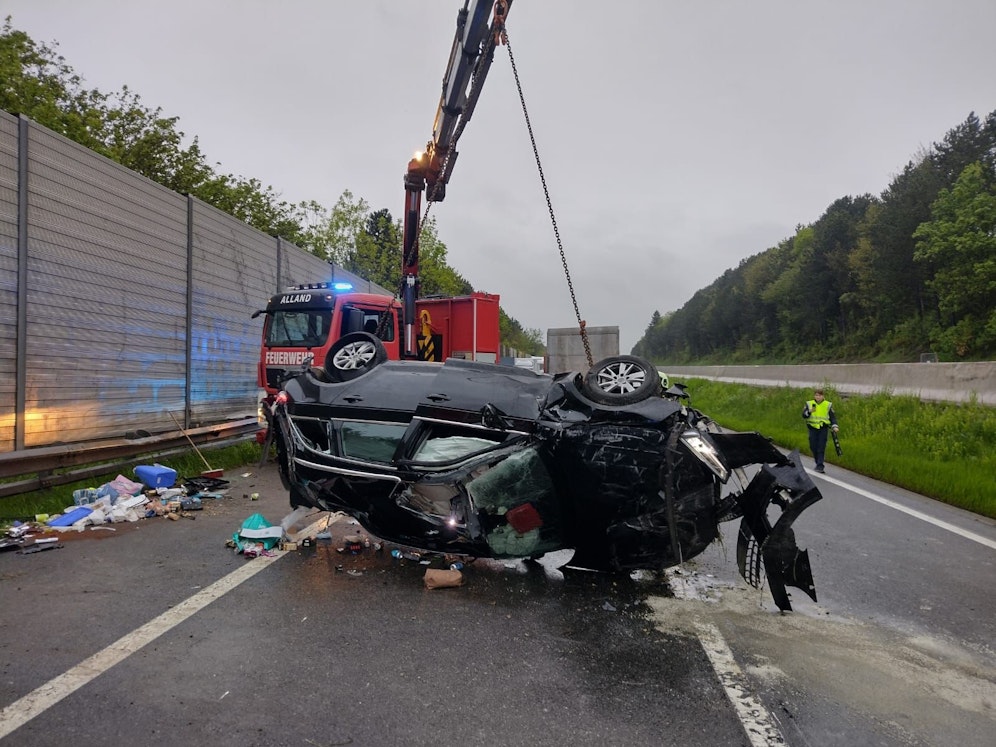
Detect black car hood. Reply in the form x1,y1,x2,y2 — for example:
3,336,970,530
283,358,557,422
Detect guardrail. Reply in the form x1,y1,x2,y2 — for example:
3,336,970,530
0,418,259,498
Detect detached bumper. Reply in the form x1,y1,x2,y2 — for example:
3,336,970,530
732,449,822,611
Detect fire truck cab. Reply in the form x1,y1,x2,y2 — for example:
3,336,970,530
254,283,400,395
254,282,500,397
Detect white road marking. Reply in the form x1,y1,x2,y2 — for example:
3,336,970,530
696,622,787,747
664,570,786,745
815,472,996,550
0,512,336,738
0,552,284,739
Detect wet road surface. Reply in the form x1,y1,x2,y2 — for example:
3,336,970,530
1,460,994,746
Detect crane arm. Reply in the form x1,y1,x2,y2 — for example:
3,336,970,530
401,0,511,357
408,0,510,203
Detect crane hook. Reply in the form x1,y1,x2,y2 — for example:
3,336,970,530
493,0,509,45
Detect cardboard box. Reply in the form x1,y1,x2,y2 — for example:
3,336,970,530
424,568,464,589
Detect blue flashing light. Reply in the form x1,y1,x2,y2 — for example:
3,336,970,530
287,281,353,292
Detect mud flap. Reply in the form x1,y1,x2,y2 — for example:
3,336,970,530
735,450,822,611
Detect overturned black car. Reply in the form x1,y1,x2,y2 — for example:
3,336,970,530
271,332,822,611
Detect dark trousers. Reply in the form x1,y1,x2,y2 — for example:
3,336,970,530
807,425,829,469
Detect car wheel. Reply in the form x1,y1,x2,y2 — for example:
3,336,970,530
582,355,662,405
324,332,388,382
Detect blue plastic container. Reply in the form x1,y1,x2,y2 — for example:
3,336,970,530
48,506,93,527
134,463,177,489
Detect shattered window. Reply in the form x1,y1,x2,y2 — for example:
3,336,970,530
467,447,563,557
467,447,554,511
339,422,407,463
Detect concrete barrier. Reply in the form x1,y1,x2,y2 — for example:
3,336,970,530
659,362,996,406
547,326,620,374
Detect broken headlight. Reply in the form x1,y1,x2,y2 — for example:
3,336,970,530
678,430,730,483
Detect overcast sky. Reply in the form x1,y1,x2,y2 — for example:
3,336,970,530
6,1,995,352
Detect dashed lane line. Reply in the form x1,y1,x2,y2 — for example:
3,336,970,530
696,622,787,747
664,570,787,746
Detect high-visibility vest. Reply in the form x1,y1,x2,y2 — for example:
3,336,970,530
806,400,832,429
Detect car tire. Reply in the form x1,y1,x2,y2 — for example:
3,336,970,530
582,355,662,405
324,332,388,382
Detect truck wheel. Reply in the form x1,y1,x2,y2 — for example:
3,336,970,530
324,332,387,382
582,355,662,405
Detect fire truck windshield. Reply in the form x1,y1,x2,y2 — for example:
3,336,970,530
265,310,332,348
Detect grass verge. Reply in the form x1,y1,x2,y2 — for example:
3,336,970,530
681,378,996,519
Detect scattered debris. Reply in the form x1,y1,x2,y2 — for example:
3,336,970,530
1,467,236,551
17,537,63,555
424,568,464,589
231,513,282,555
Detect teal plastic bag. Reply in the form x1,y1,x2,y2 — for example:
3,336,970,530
232,513,283,554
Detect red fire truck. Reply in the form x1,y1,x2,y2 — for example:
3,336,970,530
254,284,500,396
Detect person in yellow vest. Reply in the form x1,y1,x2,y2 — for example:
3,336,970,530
802,387,838,473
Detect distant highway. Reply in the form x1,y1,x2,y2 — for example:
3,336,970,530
659,361,996,405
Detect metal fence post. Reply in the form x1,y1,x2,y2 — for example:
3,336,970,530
15,116,29,451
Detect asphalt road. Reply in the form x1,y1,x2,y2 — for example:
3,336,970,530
1,458,993,746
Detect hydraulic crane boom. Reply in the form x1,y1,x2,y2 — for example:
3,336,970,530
401,0,511,358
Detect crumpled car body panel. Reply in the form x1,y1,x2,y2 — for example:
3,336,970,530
272,358,821,611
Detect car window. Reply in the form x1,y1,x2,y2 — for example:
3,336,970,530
362,309,396,342
407,419,511,465
339,422,407,463
341,307,396,342
412,435,500,463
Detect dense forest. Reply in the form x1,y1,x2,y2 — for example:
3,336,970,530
634,110,996,364
0,19,545,355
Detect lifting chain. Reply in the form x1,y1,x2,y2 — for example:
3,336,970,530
501,28,593,368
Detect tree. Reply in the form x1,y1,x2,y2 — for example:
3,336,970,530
760,227,819,350
810,195,873,346
499,310,545,355
914,161,996,357
0,18,100,143
351,209,401,290
411,216,474,297
0,19,304,241
296,190,370,264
